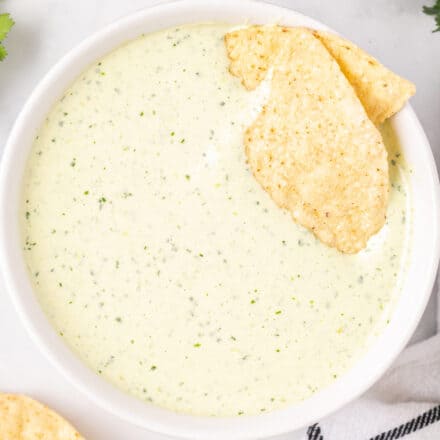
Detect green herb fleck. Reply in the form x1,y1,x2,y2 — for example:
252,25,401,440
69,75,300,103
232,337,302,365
193,343,201,348
98,197,107,208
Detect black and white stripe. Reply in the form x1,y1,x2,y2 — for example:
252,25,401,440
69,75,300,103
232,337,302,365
307,423,323,440
369,404,440,440
306,404,440,440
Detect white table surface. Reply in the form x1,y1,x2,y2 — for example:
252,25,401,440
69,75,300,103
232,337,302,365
0,1,439,439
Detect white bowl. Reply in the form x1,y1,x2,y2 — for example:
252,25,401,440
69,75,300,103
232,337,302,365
1,1,439,439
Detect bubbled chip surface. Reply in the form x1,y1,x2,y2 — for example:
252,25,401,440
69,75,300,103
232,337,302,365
225,26,389,253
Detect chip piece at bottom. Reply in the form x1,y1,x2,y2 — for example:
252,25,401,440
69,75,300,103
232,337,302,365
0,393,84,440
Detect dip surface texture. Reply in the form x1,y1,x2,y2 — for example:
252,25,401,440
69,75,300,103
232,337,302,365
21,24,411,417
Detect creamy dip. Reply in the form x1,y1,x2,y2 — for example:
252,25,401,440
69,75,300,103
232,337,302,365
21,24,411,417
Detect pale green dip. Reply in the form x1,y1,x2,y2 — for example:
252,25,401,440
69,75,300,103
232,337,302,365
20,24,411,417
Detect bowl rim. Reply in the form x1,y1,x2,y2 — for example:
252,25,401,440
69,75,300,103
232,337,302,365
1,1,439,439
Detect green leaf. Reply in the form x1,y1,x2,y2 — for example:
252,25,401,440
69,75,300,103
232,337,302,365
0,44,6,61
423,0,440,32
0,13,14,41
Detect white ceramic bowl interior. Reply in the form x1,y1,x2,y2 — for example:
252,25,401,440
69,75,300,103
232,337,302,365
1,1,439,439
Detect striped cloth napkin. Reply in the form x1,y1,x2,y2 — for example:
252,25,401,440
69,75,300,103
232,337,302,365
272,274,440,440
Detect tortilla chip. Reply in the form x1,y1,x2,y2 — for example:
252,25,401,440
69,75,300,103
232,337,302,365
225,27,389,253
0,393,84,440
224,26,283,90
313,30,415,125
